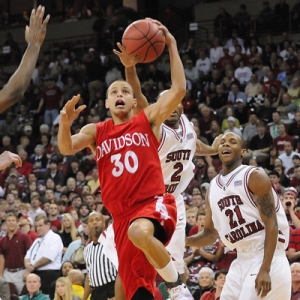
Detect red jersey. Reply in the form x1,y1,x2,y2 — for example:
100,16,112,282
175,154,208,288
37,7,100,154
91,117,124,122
95,111,165,214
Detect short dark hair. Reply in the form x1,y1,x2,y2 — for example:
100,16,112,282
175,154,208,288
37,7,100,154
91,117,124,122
269,170,280,178
214,269,228,280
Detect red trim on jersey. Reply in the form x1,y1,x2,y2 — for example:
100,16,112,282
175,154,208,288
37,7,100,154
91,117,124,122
158,126,166,152
244,166,258,208
216,165,248,189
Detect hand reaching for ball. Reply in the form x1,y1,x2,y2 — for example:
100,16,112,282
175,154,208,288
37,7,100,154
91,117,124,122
145,18,175,46
113,42,141,67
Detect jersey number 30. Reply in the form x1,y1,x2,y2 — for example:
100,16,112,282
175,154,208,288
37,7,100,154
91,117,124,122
111,151,138,177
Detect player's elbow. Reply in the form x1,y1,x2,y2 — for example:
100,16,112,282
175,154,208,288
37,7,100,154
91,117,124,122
58,145,73,156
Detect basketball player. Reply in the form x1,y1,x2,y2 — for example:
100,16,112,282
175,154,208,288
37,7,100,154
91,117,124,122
58,20,191,300
0,6,49,170
101,43,221,299
186,132,291,299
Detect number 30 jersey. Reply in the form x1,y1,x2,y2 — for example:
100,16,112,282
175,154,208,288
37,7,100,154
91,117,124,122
209,165,289,253
159,114,197,199
95,111,165,214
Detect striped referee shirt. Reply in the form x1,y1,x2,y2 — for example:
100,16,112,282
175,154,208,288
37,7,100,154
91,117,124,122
84,241,117,287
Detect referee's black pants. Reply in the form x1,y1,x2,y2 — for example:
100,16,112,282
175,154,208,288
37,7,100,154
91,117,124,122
91,281,115,300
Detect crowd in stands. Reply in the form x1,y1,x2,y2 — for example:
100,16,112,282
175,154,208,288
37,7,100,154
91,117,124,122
0,1,300,300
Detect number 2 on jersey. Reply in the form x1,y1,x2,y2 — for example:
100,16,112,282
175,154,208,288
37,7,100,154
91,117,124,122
171,162,183,182
111,151,138,177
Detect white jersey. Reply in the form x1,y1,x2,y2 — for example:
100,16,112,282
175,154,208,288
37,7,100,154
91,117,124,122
159,114,197,199
209,165,289,253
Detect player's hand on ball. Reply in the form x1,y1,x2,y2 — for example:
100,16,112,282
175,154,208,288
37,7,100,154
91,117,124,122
25,6,50,47
145,18,175,46
255,269,271,298
60,94,86,124
0,151,22,169
113,42,140,67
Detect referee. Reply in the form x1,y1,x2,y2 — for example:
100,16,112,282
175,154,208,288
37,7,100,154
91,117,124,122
82,212,117,300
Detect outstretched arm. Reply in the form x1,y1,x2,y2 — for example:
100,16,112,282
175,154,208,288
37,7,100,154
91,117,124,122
248,169,278,298
186,188,218,248
0,6,49,113
113,43,148,114
144,20,186,130
195,134,222,156
58,95,95,155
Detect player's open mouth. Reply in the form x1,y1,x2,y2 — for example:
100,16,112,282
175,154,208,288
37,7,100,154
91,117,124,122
115,100,125,107
222,150,231,155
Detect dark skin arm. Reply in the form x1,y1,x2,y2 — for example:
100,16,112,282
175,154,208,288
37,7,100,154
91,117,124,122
186,188,219,248
0,6,49,113
248,169,278,298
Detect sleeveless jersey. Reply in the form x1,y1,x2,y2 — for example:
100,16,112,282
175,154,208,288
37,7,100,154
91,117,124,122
209,165,289,252
95,111,165,214
159,114,197,199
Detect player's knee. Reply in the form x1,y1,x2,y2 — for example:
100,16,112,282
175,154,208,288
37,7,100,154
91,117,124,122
128,218,154,247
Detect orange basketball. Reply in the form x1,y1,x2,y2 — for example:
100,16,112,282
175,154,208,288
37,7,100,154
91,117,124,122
122,19,165,63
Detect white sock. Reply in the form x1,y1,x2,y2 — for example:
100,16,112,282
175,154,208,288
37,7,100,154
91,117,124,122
155,260,178,282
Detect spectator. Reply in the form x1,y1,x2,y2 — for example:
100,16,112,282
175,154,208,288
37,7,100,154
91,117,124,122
201,269,228,300
274,123,293,154
268,111,281,139
63,76,82,103
198,105,216,135
287,155,300,180
290,165,300,198
281,187,300,229
224,116,242,136
0,213,32,294
274,0,290,32
214,8,233,39
37,77,63,128
269,170,285,195
221,107,240,132
245,74,260,98
49,203,62,233
288,77,300,101
210,38,224,65
24,214,63,294
17,149,33,178
234,4,251,37
28,194,46,222
67,269,85,299
256,1,276,33
195,50,211,77
54,276,81,300
49,261,75,300
248,121,274,163
226,29,244,48
227,83,247,105
184,60,199,89
19,215,38,243
192,267,215,299
21,274,50,300
242,113,259,145
59,213,79,254
290,262,300,299
0,276,9,300
289,111,300,147
234,58,252,86
44,158,65,191
279,140,299,173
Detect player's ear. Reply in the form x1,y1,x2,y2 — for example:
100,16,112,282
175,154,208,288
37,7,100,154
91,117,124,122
241,148,247,158
105,99,109,109
132,98,137,108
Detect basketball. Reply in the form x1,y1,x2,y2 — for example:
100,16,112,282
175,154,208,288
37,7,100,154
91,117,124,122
122,19,165,63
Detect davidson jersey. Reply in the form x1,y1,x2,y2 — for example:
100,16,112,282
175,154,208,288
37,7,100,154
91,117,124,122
159,114,197,198
95,111,165,214
209,165,289,252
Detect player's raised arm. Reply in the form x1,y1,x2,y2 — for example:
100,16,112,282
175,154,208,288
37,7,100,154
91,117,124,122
248,169,278,298
113,43,148,114
186,188,218,247
195,134,223,156
58,95,95,155
0,6,49,113
144,20,186,130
